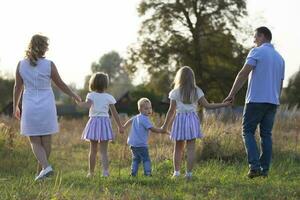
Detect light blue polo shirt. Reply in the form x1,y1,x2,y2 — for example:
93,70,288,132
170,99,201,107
127,114,153,147
245,43,285,105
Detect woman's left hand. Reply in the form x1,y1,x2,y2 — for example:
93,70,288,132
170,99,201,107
73,93,82,103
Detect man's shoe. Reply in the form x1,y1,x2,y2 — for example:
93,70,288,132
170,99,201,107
261,170,268,178
247,169,261,179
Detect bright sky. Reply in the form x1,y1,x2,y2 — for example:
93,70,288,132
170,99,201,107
0,0,299,88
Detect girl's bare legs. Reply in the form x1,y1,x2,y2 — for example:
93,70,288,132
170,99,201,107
88,140,98,176
173,141,185,173
37,135,52,174
29,136,49,169
99,141,109,176
186,139,196,173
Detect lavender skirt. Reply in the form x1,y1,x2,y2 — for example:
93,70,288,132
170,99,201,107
82,116,115,142
170,112,203,141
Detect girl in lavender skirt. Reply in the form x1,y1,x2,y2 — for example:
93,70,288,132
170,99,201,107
78,72,124,178
162,66,231,179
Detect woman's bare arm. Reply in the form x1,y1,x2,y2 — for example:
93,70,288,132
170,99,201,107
13,62,24,120
51,62,81,102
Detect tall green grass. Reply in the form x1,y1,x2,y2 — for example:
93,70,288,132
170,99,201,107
0,109,299,200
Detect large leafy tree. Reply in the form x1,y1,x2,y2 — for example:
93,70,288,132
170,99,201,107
91,51,123,83
126,0,249,103
282,67,300,106
83,51,132,98
0,77,14,110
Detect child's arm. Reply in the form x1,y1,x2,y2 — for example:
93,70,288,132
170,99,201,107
77,99,92,108
109,104,124,134
123,118,133,130
199,96,231,109
51,62,82,102
161,100,177,132
149,127,169,134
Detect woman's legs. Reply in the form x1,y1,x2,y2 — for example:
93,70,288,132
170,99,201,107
88,140,98,175
99,141,109,176
29,136,49,169
173,141,185,173
186,139,196,173
37,135,52,174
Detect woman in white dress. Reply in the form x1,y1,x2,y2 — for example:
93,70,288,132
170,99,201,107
13,34,81,180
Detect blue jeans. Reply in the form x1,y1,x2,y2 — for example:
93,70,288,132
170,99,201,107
130,146,151,176
242,103,277,173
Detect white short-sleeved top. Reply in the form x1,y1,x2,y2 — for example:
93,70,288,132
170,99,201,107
169,87,204,113
86,92,116,117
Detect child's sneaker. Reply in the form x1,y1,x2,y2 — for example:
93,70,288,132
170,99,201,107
130,173,137,177
86,172,94,178
102,170,109,177
145,173,152,177
184,172,192,180
35,165,53,181
172,171,180,179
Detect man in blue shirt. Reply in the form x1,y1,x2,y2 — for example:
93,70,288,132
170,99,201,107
224,27,285,178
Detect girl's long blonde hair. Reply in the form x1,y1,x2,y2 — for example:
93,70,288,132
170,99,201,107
25,34,49,66
174,66,198,104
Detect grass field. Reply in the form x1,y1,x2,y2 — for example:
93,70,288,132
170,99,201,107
0,109,299,200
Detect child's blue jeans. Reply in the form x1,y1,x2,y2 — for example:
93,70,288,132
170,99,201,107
130,146,151,176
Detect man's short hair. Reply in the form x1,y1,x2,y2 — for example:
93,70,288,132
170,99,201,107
256,26,272,41
137,98,151,110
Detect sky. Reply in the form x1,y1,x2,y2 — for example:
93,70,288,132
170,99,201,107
0,0,299,88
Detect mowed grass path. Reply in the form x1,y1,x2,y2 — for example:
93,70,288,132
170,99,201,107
0,115,300,200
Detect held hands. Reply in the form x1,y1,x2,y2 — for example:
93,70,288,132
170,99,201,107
157,127,170,135
223,95,235,106
161,125,170,135
73,93,82,104
223,100,233,107
118,126,124,134
77,101,87,107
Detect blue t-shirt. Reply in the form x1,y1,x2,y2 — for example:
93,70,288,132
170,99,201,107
127,114,153,147
245,43,285,105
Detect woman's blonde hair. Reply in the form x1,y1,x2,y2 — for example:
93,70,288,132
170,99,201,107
89,72,109,92
25,34,49,66
174,66,198,103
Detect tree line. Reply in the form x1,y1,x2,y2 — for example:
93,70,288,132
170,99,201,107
1,0,299,113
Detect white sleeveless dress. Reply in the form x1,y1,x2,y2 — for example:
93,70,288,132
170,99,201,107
19,58,59,136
